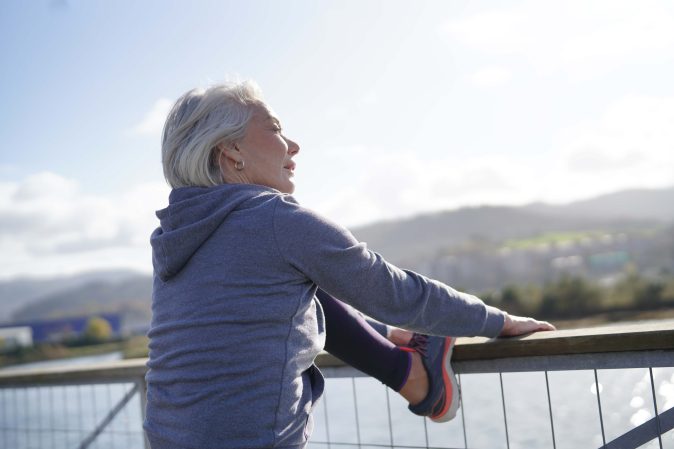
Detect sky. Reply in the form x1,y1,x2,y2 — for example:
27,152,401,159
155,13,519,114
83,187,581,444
1,0,674,280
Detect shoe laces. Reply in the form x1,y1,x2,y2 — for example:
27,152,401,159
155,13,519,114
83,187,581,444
405,333,429,357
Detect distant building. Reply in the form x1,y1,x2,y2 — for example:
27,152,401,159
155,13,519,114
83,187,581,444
0,326,33,352
588,251,630,273
0,313,122,344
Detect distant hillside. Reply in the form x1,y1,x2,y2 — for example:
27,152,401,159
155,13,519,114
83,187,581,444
12,275,152,331
9,274,152,323
524,186,674,222
352,208,658,267
352,185,674,265
0,269,145,323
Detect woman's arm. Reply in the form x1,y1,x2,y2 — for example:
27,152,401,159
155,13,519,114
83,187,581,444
272,195,507,338
380,315,556,343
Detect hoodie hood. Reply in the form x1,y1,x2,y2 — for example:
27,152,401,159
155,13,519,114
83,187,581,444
151,183,278,281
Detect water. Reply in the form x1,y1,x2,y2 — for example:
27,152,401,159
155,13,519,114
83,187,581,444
0,352,124,373
1,355,674,449
310,368,674,449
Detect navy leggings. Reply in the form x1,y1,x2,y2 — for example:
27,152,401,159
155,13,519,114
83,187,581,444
316,289,412,391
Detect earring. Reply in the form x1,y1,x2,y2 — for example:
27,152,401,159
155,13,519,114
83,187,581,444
235,160,245,171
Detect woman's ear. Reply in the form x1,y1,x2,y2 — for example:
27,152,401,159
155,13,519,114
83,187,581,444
216,143,240,165
216,143,245,177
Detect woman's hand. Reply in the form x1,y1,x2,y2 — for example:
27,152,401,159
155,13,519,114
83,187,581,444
499,313,556,337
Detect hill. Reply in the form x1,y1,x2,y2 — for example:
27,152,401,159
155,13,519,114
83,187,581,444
5,274,153,334
0,269,145,323
351,185,674,265
524,186,674,222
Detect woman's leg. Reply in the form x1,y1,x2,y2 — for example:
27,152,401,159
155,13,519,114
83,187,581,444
316,289,458,420
316,289,412,391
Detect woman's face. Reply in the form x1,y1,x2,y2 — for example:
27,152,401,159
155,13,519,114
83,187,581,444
236,103,300,194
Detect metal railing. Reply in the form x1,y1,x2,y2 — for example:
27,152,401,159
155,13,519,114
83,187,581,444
0,359,148,449
1,321,673,449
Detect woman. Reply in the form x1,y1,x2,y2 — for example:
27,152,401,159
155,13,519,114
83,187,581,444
144,81,554,449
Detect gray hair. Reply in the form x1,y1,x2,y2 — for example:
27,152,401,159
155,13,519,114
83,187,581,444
161,80,264,188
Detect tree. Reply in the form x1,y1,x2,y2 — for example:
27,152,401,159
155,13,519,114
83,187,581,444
84,317,112,343
500,285,524,315
634,282,664,309
540,276,602,318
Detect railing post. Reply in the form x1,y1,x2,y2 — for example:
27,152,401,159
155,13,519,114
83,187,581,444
137,378,150,449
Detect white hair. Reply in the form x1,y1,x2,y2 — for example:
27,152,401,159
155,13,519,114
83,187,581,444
161,80,264,188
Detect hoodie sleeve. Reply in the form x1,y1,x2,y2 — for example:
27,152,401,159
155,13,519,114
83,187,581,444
272,195,505,338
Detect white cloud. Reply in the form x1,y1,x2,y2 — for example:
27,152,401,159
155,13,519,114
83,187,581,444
360,90,379,105
440,9,529,55
440,1,674,80
11,171,78,201
0,172,169,279
557,95,674,194
130,98,173,137
471,66,512,88
299,147,537,227
300,94,674,227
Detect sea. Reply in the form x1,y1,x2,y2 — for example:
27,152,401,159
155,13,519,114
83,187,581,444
1,354,673,449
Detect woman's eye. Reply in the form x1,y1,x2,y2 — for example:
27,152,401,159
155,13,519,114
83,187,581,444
273,127,283,133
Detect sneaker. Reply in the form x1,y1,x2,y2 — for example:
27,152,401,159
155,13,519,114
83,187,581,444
401,334,460,422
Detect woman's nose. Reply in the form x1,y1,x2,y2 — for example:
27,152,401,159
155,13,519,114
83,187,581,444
286,137,300,155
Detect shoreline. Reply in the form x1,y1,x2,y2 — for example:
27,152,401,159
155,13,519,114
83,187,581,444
0,335,148,369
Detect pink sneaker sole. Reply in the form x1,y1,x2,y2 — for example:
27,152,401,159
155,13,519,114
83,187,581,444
430,337,460,422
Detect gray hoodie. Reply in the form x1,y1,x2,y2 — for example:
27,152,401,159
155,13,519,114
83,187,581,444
144,183,505,449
